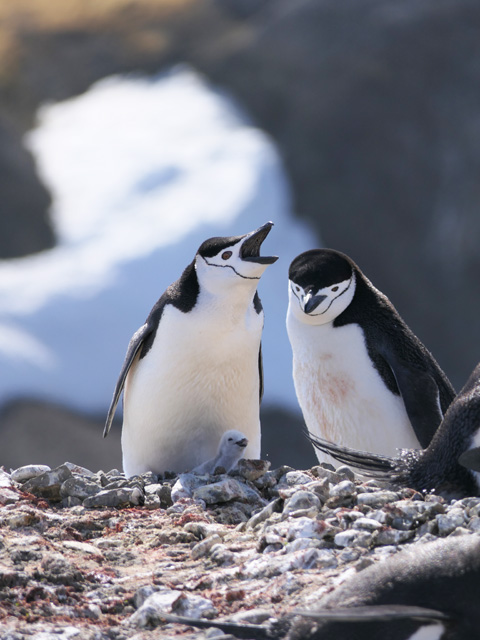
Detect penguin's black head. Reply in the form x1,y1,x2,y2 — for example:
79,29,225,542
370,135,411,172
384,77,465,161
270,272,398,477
196,222,278,287
288,249,356,324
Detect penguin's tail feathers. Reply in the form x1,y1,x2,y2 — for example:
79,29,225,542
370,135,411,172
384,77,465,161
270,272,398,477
306,432,400,479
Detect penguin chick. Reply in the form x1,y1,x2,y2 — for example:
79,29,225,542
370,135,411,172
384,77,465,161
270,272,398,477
160,536,480,640
191,429,248,474
104,222,278,477
286,249,455,463
308,360,480,499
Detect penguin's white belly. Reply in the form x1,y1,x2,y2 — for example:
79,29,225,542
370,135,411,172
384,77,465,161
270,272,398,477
288,320,421,462
122,304,262,476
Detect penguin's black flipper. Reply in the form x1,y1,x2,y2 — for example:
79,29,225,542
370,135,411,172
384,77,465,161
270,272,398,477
294,604,449,622
157,612,273,639
307,432,398,478
381,351,446,448
103,322,152,438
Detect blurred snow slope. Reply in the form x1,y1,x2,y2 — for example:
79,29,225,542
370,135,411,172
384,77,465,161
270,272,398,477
0,67,318,415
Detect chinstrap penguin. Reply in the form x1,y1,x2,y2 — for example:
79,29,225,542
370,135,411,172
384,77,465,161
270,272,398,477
191,429,248,474
159,535,480,639
286,249,455,463
104,222,278,477
308,360,480,499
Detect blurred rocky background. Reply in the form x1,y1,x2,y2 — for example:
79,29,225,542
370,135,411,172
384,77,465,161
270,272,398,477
1,0,480,471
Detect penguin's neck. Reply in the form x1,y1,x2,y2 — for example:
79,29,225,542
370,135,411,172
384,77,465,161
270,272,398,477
198,281,260,326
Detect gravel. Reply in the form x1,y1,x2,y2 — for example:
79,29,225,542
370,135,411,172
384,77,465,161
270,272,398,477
0,457,479,638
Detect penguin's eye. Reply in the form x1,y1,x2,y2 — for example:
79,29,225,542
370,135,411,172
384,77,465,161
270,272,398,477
295,286,300,292
228,437,233,442
222,251,232,260
331,286,339,292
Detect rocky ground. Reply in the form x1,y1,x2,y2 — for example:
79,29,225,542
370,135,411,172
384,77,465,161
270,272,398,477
1,458,479,639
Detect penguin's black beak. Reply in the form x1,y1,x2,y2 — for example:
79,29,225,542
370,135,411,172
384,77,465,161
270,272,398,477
304,292,327,314
236,438,248,448
240,222,279,265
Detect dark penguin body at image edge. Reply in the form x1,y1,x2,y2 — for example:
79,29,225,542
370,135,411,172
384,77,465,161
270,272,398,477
286,249,455,461
308,360,480,498
104,222,278,477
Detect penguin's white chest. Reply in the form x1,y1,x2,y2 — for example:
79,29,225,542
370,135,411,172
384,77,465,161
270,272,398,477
122,302,263,475
287,316,421,460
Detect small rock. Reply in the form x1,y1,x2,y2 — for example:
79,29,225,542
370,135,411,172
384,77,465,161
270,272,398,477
286,517,331,541
436,509,466,536
282,471,313,486
134,585,159,609
229,608,273,624
62,540,101,556
304,479,330,502
11,464,51,483
247,498,283,529
60,477,101,500
334,529,372,548
63,462,95,477
22,465,73,501
83,487,144,508
311,465,343,484
193,478,264,506
191,534,223,559
356,491,400,508
130,590,182,627
375,528,415,545
172,593,217,618
336,465,356,481
330,480,356,498
209,543,236,566
353,517,383,532
235,459,271,481
468,516,480,532
283,491,321,516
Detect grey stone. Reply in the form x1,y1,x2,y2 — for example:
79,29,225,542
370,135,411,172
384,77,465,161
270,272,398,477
356,491,400,508
209,543,236,566
235,459,271,481
285,516,332,542
353,517,383,532
283,490,321,516
247,498,283,529
82,487,144,509
60,477,101,500
22,465,73,501
334,529,372,548
193,478,264,506
191,534,223,559
11,465,51,483
375,528,415,545
336,465,356,481
172,593,217,618
436,509,466,536
329,480,356,498
311,466,343,484
130,589,183,627
468,516,480,532
281,471,313,486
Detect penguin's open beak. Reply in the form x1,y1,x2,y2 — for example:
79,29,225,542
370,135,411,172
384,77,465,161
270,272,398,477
303,292,327,314
240,222,279,265
236,438,248,448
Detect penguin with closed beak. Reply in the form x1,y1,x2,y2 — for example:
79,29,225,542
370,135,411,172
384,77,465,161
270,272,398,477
286,249,455,462
308,360,480,499
104,222,278,477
